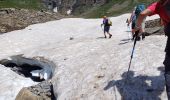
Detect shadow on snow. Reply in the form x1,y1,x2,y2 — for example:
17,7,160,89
104,66,165,100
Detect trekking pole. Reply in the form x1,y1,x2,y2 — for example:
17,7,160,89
127,25,131,40
126,31,139,79
101,24,104,31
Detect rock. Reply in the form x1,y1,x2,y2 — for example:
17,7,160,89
69,37,74,40
0,8,64,33
145,18,161,28
145,27,164,36
16,87,48,100
42,0,107,14
145,18,164,35
16,81,54,100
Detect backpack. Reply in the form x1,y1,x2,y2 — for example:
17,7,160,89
135,4,146,18
132,13,136,23
108,19,112,26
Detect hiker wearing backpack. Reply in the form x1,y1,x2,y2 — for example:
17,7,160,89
128,4,146,41
128,6,137,40
135,0,170,99
101,16,112,38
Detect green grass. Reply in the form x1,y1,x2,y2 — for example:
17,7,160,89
83,0,157,18
84,0,121,18
0,0,43,10
0,0,158,16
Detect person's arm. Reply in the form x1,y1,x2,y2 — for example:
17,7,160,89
136,9,153,30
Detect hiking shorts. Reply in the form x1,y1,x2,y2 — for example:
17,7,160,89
104,26,110,33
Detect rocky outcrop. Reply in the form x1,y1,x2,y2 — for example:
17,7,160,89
0,8,64,33
16,81,55,100
42,0,107,14
145,18,164,36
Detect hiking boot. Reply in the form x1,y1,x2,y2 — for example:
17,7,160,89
136,36,141,41
142,32,145,40
109,34,112,38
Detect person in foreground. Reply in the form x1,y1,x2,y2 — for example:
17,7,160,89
135,0,170,99
101,16,112,38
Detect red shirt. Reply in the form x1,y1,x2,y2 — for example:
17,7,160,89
147,2,170,25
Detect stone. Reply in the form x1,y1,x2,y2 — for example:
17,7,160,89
16,81,53,100
16,88,51,100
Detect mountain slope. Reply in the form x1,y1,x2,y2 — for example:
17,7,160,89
0,0,157,17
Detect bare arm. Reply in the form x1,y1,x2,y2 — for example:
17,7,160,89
136,9,153,28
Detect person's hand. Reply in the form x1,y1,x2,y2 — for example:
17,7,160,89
134,25,141,32
101,24,103,27
134,26,142,36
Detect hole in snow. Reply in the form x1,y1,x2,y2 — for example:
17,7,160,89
0,55,55,82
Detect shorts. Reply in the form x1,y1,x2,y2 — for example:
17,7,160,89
104,26,110,33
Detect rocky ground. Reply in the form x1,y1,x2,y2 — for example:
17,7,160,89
0,8,66,33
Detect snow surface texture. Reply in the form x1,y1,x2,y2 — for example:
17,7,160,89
0,14,168,100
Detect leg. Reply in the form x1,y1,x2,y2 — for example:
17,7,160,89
131,29,135,40
141,21,146,40
142,32,145,40
104,27,107,38
106,26,112,38
163,55,170,100
131,22,136,40
109,33,112,38
104,32,107,38
164,37,170,99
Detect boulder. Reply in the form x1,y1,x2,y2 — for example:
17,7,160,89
16,81,54,100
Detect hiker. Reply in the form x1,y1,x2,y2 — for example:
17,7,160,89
101,16,112,38
135,0,170,99
128,6,137,40
128,4,146,40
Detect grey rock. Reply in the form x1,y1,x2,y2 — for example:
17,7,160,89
16,81,54,100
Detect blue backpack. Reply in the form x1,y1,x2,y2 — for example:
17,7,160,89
135,4,146,18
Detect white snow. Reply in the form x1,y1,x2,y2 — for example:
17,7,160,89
0,13,168,100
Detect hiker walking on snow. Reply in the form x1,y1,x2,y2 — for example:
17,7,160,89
101,16,112,38
128,4,146,40
135,0,170,99
127,6,137,40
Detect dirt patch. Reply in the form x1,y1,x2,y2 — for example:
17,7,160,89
0,8,66,33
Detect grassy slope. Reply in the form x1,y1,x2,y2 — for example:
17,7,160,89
0,0,43,10
83,0,157,18
0,0,157,17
